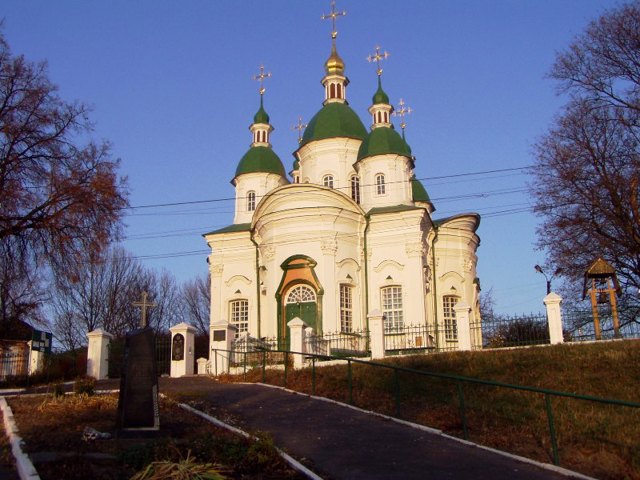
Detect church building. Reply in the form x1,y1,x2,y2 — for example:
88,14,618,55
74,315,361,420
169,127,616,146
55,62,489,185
204,6,481,352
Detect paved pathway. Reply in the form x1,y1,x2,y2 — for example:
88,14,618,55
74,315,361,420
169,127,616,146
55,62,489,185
154,377,587,480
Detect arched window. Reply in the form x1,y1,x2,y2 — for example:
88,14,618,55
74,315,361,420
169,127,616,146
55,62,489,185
323,175,334,189
286,285,316,304
294,175,300,184
381,286,403,333
443,295,459,341
376,174,386,195
230,299,249,336
350,175,360,204
340,284,353,333
247,191,256,211
330,83,336,99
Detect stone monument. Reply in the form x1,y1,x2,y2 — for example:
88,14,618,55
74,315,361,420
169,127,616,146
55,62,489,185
116,291,160,434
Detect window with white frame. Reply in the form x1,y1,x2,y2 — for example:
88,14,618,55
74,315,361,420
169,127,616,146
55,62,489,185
247,191,256,211
323,175,334,189
376,174,386,195
350,175,360,204
340,284,353,333
230,299,249,336
443,295,459,341
381,286,403,332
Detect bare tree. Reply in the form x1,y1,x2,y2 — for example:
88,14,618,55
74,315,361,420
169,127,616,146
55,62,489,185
531,1,640,301
0,30,128,326
181,275,210,335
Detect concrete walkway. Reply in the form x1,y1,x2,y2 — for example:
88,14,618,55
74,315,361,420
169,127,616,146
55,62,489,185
155,377,588,480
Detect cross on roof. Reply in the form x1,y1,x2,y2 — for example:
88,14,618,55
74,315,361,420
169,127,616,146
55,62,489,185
393,98,413,132
133,290,156,328
292,116,307,144
321,0,346,40
367,45,390,76
252,65,272,95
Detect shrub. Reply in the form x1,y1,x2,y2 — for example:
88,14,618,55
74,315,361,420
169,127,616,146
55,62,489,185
73,376,95,395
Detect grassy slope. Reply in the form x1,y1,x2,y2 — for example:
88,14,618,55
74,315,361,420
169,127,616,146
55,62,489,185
237,340,640,480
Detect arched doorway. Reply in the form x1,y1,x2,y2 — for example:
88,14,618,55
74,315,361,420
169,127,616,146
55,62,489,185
284,284,318,332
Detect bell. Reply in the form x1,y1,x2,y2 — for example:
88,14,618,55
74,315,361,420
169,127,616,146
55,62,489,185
597,291,609,304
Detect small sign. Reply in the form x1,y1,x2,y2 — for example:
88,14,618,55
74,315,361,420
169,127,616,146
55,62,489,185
31,330,52,353
213,330,226,342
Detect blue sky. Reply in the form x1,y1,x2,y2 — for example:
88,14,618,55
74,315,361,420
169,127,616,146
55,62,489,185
2,1,619,314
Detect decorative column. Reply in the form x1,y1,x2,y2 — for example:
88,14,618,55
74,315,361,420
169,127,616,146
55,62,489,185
86,329,114,380
544,292,564,345
210,321,237,375
368,309,385,359
454,302,472,351
169,322,196,377
287,317,307,369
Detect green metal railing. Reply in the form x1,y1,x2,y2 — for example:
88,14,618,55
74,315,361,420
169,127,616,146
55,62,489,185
210,347,640,468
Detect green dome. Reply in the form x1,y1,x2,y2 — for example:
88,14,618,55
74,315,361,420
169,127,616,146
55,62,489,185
372,77,389,105
292,159,300,170
253,98,270,124
411,175,431,203
300,102,367,146
357,126,412,161
235,146,285,179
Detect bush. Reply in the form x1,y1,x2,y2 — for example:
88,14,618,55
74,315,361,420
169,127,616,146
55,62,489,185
73,376,95,395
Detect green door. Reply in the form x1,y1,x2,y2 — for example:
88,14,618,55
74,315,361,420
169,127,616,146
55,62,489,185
283,284,318,348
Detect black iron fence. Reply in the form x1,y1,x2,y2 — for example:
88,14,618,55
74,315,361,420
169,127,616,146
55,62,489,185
107,333,172,378
563,307,640,341
0,350,29,380
473,313,550,349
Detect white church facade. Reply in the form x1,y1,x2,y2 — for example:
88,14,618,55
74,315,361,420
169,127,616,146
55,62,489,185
204,14,481,352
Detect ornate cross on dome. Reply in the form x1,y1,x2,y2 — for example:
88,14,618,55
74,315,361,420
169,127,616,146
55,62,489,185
367,45,390,76
393,98,413,133
321,0,346,40
252,65,272,95
292,116,308,144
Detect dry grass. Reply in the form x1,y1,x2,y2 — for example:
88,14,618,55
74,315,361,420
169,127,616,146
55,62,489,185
225,340,640,480
6,393,305,480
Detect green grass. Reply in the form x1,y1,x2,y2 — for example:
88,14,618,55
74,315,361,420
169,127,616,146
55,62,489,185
224,340,640,480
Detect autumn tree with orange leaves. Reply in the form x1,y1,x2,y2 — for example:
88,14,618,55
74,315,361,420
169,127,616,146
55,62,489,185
532,2,640,301
0,31,128,327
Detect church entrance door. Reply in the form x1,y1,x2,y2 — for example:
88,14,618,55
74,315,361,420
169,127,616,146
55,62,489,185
284,285,318,348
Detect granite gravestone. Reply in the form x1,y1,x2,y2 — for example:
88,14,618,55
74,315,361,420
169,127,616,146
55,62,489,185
116,292,160,434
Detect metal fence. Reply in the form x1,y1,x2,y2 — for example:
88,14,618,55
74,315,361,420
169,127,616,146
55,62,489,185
107,334,172,378
563,307,640,341
0,351,29,380
472,313,550,349
384,324,437,354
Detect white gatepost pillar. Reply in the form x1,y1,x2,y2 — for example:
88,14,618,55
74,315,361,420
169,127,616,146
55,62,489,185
544,292,564,345
197,357,209,375
454,302,472,351
287,317,307,369
368,310,385,360
27,342,45,376
87,329,114,380
210,321,237,375
169,322,196,377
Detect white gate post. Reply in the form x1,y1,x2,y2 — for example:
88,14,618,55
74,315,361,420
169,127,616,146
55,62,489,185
210,321,237,375
368,310,385,360
169,322,196,377
544,292,564,345
454,302,472,351
287,317,307,369
87,329,113,380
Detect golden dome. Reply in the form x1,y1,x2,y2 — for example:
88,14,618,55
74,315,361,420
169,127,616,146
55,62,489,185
324,43,345,75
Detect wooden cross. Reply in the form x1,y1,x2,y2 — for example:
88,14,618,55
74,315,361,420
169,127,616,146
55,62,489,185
133,291,156,328
321,0,346,40
393,98,413,132
252,64,271,95
292,116,307,144
367,45,390,76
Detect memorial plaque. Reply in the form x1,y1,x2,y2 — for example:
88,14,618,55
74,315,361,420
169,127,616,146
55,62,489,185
213,330,226,342
116,326,160,433
172,333,184,361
